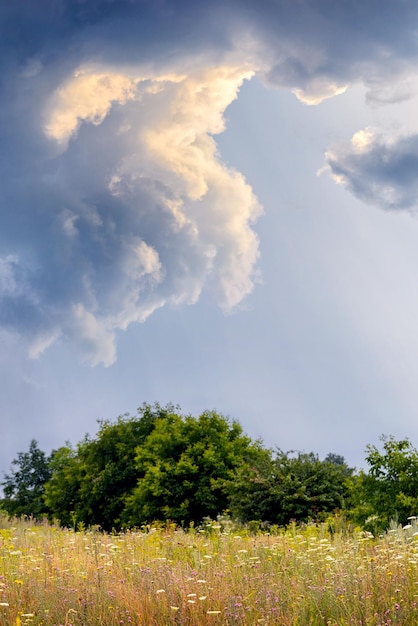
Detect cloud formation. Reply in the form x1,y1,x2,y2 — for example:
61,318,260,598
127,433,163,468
232,0,418,104
2,0,418,364
1,57,261,365
325,129,418,211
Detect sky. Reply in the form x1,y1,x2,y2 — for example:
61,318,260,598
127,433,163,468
2,0,418,478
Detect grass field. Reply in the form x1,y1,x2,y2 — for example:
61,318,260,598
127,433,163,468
1,515,418,625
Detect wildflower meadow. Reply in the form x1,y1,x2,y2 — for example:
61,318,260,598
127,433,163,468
1,515,418,625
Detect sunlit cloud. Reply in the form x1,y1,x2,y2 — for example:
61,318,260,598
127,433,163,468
292,81,348,106
45,70,139,146
2,0,418,365
3,60,261,365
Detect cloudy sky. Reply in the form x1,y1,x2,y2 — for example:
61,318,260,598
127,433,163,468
2,0,418,476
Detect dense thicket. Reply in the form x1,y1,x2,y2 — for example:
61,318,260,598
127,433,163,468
228,450,353,527
1,405,416,533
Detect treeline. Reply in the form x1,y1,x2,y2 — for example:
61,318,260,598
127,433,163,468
1,403,418,534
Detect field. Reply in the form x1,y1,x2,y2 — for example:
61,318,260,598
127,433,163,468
1,516,418,625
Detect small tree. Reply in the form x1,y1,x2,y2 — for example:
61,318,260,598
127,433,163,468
227,447,277,523
1,439,52,518
43,443,82,528
350,435,418,532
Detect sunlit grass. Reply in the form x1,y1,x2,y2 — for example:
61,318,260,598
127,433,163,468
1,515,418,624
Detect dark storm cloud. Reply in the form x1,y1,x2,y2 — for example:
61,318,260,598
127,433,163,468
1,0,418,364
219,0,418,104
325,130,418,211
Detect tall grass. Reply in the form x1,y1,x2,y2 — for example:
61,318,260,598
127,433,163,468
1,515,418,625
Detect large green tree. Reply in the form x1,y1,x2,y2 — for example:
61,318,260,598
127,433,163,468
44,403,170,530
1,439,52,519
123,409,263,526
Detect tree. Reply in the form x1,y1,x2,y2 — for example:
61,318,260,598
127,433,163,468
350,435,418,532
44,403,170,530
42,443,83,528
1,440,52,518
325,453,348,467
274,451,353,524
227,446,277,523
123,409,262,526
229,449,354,526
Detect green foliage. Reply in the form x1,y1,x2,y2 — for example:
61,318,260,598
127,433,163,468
43,444,83,528
227,447,277,523
1,439,52,519
123,409,261,526
349,435,418,533
229,449,354,526
275,451,353,524
44,403,170,530
6,408,417,534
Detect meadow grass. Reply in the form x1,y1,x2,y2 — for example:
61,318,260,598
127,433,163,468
1,515,418,625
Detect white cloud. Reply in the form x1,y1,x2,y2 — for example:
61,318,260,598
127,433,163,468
60,209,79,237
350,129,375,153
28,331,61,360
70,303,117,367
292,80,348,106
0,256,20,296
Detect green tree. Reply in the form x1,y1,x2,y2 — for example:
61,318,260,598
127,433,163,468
1,440,52,519
350,435,418,532
44,403,170,530
43,443,83,528
227,447,278,524
274,451,353,524
123,409,261,526
229,449,354,526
